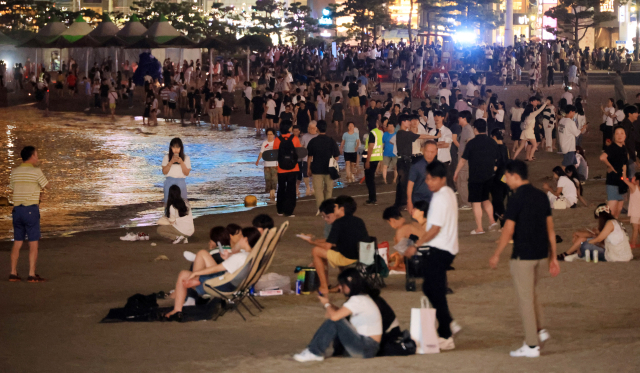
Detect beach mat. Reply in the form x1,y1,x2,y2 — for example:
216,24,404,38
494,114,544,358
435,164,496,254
101,293,222,323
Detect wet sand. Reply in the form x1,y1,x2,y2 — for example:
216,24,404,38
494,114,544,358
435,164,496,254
1,84,640,372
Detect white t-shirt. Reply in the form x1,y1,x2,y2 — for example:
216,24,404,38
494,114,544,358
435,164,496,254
615,109,625,123
342,295,383,337
266,99,276,115
495,109,505,123
222,250,249,274
169,203,194,236
244,86,252,100
260,140,277,167
603,107,615,126
510,107,524,122
557,175,577,206
426,186,459,255
436,125,453,163
561,91,573,105
226,78,236,92
558,117,581,153
437,88,452,105
162,154,191,178
476,109,486,120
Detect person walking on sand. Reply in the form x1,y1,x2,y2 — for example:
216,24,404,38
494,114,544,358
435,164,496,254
9,146,49,283
490,160,560,358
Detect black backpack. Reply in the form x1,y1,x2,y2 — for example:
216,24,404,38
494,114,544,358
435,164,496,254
277,135,298,170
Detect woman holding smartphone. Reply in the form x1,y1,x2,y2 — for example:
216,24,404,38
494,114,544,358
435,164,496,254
161,137,191,203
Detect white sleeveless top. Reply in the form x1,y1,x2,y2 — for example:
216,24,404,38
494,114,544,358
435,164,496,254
605,220,633,262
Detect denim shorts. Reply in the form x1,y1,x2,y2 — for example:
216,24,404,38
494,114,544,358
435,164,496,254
562,151,577,167
12,205,41,241
579,240,606,262
195,271,237,296
606,184,625,201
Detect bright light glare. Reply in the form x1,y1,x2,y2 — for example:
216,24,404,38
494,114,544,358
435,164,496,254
454,31,476,44
322,8,330,16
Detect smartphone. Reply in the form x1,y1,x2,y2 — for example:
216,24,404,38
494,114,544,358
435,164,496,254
317,290,324,296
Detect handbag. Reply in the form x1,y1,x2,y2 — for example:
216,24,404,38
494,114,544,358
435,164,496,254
409,296,440,354
329,157,340,180
553,196,568,210
157,216,172,225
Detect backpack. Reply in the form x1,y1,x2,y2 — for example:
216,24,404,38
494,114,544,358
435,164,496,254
277,135,298,170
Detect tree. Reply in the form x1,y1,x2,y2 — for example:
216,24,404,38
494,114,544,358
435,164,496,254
544,0,615,46
441,0,502,37
336,0,395,46
418,0,454,34
0,0,100,34
283,2,317,45
249,0,285,44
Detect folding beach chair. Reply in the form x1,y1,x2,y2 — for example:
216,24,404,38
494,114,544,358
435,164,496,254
203,221,288,320
356,236,386,289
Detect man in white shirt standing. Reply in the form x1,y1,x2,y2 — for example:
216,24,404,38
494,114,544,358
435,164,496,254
560,86,573,105
434,110,452,164
557,105,585,168
404,160,459,351
437,82,452,106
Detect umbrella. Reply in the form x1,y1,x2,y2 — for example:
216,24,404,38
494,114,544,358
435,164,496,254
160,35,195,47
88,14,120,43
196,37,226,50
143,14,181,44
125,35,160,49
238,34,272,52
61,14,93,43
116,14,147,45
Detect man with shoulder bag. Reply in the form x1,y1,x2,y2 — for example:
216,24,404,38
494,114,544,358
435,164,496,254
274,121,302,217
307,120,340,212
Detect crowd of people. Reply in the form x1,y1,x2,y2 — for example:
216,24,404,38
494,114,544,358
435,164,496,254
6,36,640,364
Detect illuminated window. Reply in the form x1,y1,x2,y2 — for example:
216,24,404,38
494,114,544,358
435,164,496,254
601,0,614,12
513,0,523,11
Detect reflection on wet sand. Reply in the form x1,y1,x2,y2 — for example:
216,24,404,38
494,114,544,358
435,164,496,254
0,106,275,239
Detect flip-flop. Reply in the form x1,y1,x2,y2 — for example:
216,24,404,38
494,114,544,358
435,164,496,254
27,275,46,283
470,229,485,235
9,274,21,282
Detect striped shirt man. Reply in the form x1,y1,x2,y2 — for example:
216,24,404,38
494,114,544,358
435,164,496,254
9,163,48,206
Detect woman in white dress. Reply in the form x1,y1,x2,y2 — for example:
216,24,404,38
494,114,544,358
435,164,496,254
512,98,548,161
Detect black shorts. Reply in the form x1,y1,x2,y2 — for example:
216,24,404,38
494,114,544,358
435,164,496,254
162,100,168,106
267,114,278,121
510,121,521,140
468,178,493,203
344,152,357,163
168,101,176,109
223,105,232,117
297,161,308,180
359,95,367,106
253,111,264,121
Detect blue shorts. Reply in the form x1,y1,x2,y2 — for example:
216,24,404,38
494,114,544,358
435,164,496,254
562,151,577,167
195,271,236,296
579,240,606,262
606,184,625,201
12,205,41,241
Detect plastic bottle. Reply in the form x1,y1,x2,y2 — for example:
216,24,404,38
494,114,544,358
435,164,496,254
585,249,591,262
593,251,599,263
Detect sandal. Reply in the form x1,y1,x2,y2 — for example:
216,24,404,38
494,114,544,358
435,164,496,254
27,275,47,283
9,274,21,282
163,311,184,322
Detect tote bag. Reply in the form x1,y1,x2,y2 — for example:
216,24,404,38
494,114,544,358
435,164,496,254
409,296,440,354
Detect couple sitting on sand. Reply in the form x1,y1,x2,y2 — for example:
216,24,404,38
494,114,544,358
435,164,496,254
164,215,275,321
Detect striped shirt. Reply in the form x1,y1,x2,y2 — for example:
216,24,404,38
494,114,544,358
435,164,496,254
9,163,48,206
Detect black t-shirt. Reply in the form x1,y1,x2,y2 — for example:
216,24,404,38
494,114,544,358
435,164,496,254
505,184,552,260
327,215,369,260
307,134,340,174
604,143,628,185
280,111,293,122
252,96,264,113
348,82,358,97
448,122,462,159
100,84,109,97
395,130,420,157
366,107,379,126
461,134,499,183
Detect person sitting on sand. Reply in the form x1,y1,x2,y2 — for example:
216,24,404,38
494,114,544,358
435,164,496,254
293,268,382,362
543,166,578,209
557,204,633,262
157,185,194,244
164,227,261,320
382,204,425,253
299,199,337,247
310,196,370,295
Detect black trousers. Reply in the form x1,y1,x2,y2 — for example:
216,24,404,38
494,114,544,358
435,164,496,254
547,74,554,87
422,248,455,339
365,161,379,202
244,97,251,114
395,158,411,207
491,179,509,222
277,172,297,216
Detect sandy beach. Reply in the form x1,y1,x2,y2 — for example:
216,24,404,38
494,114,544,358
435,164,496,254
1,83,640,373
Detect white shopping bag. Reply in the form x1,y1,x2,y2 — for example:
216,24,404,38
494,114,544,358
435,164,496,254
410,296,440,354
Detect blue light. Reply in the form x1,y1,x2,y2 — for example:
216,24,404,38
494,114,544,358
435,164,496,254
319,17,332,25
322,8,330,16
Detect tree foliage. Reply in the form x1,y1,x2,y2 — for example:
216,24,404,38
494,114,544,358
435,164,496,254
283,2,317,45
0,0,100,35
249,0,284,44
544,0,615,45
333,0,395,46
440,0,502,33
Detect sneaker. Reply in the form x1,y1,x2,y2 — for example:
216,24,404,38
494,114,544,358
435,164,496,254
285,214,295,217
563,253,579,262
450,320,462,335
183,251,196,262
120,232,138,241
293,348,324,362
438,337,455,351
173,236,185,244
470,229,485,235
277,213,283,217
459,205,472,210
365,200,378,205
488,222,500,231
538,329,550,344
137,232,149,241
183,238,189,244
510,342,540,357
